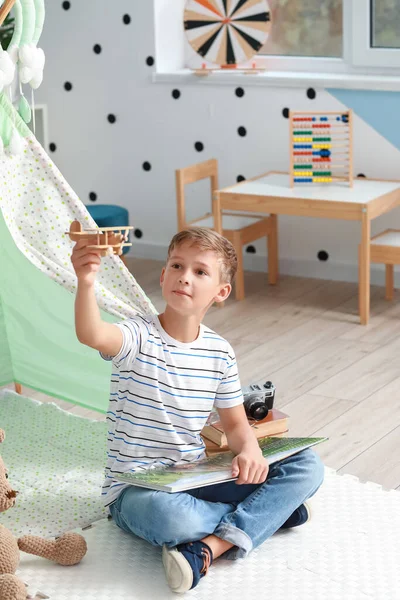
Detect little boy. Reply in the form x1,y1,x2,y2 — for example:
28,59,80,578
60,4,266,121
71,226,324,593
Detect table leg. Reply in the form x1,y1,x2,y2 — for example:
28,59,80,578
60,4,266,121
233,232,245,301
359,211,371,325
267,214,278,285
213,192,225,307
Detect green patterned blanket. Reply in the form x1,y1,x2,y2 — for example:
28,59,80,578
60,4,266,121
0,389,108,538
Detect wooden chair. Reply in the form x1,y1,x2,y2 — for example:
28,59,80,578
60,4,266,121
175,159,278,300
368,229,400,301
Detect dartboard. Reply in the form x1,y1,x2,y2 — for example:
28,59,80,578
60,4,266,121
184,0,271,66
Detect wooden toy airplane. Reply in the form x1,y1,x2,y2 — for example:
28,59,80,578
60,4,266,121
67,220,133,256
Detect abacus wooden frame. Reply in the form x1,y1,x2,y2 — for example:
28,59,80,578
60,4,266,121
289,110,353,189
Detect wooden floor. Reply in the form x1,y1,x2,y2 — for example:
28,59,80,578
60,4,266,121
4,257,400,491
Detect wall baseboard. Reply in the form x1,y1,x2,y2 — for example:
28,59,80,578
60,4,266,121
129,242,399,287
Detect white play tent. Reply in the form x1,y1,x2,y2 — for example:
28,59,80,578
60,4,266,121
0,0,156,411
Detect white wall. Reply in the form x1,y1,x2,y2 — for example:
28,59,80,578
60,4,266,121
35,1,400,285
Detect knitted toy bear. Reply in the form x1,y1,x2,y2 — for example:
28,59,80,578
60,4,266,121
0,428,88,600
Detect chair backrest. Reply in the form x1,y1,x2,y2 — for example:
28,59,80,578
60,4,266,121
175,159,218,231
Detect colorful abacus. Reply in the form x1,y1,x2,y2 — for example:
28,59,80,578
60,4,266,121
289,110,353,188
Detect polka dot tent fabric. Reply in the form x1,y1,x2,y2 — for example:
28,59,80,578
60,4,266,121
0,389,108,538
0,94,156,321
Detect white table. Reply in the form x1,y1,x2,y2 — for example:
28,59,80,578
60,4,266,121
214,172,400,324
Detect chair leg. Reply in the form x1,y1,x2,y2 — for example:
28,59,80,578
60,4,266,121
385,264,394,300
267,214,278,285
234,234,245,301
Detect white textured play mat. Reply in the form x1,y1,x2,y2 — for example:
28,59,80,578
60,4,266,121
2,393,396,600
18,471,400,600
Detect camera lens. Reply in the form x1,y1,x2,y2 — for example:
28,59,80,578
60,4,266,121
252,403,269,420
244,396,269,421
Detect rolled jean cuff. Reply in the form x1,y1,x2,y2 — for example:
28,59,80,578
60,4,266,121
213,523,253,560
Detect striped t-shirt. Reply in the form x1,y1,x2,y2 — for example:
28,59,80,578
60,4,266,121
101,314,243,507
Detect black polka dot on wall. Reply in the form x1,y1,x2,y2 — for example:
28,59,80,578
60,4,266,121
238,126,247,137
107,114,117,124
134,229,143,239
246,245,256,254
123,14,131,24
172,89,181,99
195,141,204,152
93,44,102,54
237,175,246,182
64,81,72,91
146,56,155,67
62,1,70,9
142,162,152,172
307,88,316,99
282,107,290,118
89,192,97,202
235,87,245,98
357,173,366,178
49,143,57,152
317,250,329,261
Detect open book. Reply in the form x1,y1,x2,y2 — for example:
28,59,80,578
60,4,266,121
114,436,327,493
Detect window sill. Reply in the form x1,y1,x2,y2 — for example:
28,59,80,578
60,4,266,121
153,69,400,92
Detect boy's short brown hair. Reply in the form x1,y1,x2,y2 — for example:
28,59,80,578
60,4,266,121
167,227,238,284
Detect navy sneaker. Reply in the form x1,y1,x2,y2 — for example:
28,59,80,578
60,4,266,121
281,502,311,529
162,540,213,593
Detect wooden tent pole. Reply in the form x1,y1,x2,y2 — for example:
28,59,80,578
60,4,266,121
0,0,16,26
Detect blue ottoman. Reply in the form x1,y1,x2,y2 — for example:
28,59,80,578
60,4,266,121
86,204,131,256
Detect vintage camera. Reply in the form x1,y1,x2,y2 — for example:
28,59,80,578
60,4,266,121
243,381,275,421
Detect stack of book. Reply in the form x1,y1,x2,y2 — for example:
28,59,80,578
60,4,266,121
201,408,289,455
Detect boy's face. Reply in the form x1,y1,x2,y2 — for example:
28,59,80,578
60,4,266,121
160,242,231,315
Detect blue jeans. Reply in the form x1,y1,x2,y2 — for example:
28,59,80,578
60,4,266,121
109,448,324,560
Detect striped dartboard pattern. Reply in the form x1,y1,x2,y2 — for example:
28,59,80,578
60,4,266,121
184,0,271,66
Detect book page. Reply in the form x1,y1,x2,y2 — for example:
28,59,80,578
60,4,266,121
115,437,327,492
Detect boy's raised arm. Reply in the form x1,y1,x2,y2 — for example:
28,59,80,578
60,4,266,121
75,285,123,356
71,238,123,357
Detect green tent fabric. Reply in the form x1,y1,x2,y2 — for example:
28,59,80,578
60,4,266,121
0,290,13,387
0,93,157,412
0,194,116,411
